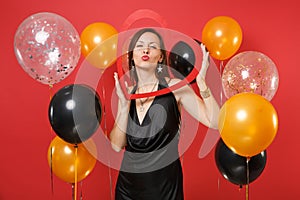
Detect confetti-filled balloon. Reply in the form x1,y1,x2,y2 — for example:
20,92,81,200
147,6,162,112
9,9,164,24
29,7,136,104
14,12,81,85
222,51,279,101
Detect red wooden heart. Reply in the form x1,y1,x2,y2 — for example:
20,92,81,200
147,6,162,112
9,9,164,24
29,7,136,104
116,54,201,100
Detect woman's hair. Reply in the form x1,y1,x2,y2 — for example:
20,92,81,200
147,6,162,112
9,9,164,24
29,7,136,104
127,28,169,83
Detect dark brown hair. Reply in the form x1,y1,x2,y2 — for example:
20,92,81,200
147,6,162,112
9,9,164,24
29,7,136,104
127,28,169,83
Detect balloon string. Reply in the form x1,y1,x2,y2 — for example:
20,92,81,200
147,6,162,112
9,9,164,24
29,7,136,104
246,157,250,200
50,146,54,195
74,145,78,200
71,183,75,200
219,61,224,104
48,85,55,197
102,85,113,200
48,84,54,135
72,183,75,200
80,181,83,200
49,84,53,100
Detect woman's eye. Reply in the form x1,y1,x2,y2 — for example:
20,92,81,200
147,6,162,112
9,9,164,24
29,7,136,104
149,45,157,49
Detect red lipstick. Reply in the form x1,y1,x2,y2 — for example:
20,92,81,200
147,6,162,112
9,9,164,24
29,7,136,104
142,55,149,61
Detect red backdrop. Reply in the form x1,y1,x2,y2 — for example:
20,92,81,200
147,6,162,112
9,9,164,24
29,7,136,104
1,0,299,199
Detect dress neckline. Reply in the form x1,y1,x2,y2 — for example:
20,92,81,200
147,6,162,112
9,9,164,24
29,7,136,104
132,80,168,126
135,92,157,126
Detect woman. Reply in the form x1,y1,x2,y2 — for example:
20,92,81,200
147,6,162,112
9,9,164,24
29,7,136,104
110,28,220,200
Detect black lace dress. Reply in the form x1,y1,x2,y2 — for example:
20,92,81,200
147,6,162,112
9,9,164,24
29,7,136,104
115,80,184,200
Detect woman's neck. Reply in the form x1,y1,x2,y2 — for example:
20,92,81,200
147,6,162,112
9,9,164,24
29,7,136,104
136,70,157,88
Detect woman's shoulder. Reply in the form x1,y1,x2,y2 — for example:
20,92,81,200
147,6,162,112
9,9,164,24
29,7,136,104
164,77,181,86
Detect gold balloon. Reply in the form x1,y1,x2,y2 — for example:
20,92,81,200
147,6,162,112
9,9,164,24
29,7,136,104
80,22,118,69
202,16,243,60
47,136,97,183
218,93,278,157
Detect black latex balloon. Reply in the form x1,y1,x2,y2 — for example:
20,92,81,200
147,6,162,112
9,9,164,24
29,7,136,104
169,41,195,79
48,84,102,144
215,139,267,186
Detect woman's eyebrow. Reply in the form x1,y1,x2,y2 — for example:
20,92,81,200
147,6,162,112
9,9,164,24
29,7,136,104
136,40,158,45
149,42,159,45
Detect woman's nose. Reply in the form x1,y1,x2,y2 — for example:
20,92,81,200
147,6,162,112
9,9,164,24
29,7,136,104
143,48,149,54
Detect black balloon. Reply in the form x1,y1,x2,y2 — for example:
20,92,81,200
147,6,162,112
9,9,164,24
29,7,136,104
169,41,195,79
49,84,102,144
215,139,267,186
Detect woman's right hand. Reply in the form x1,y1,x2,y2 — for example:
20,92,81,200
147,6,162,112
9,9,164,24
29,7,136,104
114,72,130,107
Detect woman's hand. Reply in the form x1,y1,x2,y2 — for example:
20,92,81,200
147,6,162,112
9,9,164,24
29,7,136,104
110,72,130,152
114,72,130,107
197,43,210,90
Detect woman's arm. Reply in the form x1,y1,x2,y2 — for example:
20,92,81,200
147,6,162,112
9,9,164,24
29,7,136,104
109,72,130,152
173,44,220,129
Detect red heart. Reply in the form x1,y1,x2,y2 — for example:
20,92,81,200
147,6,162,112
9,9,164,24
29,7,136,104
116,55,201,99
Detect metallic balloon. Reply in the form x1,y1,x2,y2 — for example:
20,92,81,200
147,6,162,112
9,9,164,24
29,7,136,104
169,41,195,79
202,16,243,60
215,139,267,186
48,84,102,144
48,136,97,183
218,93,278,157
80,22,118,69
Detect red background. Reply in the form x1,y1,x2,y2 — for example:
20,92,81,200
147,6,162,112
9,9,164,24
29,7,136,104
1,0,299,199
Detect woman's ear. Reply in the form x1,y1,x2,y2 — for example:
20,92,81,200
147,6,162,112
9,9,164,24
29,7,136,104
159,54,164,62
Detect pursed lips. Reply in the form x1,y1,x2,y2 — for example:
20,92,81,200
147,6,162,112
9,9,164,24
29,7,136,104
142,55,149,61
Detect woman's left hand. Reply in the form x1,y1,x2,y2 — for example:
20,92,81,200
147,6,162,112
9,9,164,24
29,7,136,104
197,43,210,89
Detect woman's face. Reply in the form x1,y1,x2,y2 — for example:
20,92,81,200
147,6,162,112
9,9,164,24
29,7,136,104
132,32,163,70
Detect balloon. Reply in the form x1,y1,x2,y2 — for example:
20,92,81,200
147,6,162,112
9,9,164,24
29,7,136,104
215,139,267,185
80,22,118,69
202,16,242,60
222,51,279,101
169,41,195,79
48,136,97,183
218,92,278,157
49,84,102,144
14,12,81,85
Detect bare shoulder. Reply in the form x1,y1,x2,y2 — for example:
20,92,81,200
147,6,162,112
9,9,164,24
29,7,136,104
165,77,190,92
164,77,181,86
164,77,192,103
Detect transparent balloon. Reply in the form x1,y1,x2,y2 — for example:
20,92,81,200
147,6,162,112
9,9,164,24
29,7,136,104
14,12,81,85
222,51,279,101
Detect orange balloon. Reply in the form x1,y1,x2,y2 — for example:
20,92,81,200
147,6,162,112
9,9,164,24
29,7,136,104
47,136,97,183
218,93,278,157
80,22,118,69
202,16,243,60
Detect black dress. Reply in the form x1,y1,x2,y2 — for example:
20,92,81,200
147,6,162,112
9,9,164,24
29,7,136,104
115,80,184,200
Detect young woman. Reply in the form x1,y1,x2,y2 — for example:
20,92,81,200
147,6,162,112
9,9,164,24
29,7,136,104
110,28,220,200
